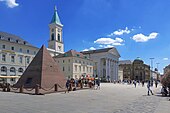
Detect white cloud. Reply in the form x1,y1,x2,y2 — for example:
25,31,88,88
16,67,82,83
82,47,96,51
0,0,19,8
82,49,89,51
108,27,131,36
94,37,124,46
132,32,158,42
163,58,169,60
89,47,96,50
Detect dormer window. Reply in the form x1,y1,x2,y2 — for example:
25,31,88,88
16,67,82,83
24,41,26,45
8,38,10,41
16,40,19,43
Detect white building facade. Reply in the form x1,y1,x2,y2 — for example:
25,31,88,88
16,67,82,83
0,32,39,84
81,48,120,82
54,50,94,79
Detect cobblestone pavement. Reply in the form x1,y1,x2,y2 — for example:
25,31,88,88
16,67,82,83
0,83,169,113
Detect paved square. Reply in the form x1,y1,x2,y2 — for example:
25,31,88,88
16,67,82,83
0,83,169,113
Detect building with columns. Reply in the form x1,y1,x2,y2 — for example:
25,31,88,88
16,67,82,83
81,47,120,82
0,6,64,84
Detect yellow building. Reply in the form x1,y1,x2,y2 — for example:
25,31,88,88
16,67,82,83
54,50,94,79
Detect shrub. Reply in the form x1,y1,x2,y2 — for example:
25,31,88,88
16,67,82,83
161,70,170,87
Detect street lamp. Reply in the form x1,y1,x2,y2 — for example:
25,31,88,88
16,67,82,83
149,58,154,82
156,63,160,72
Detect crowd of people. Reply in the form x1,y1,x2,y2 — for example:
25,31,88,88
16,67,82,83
65,75,101,93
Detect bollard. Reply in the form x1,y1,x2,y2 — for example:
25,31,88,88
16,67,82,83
19,85,23,93
3,87,6,92
80,83,83,89
54,84,58,91
35,84,40,95
7,84,10,92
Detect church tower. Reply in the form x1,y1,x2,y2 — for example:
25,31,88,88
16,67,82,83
48,6,64,54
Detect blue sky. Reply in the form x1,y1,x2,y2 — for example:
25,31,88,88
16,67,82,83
0,0,170,74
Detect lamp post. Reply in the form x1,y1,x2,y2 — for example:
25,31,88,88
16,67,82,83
150,58,154,86
156,63,160,72
156,63,160,81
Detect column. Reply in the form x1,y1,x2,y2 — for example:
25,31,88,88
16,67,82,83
106,58,108,79
97,59,101,78
108,59,111,82
114,60,116,80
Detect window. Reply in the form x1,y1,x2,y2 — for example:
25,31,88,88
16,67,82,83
63,60,65,63
26,57,30,64
24,41,26,45
75,60,77,63
68,59,70,62
58,34,60,41
18,68,23,73
51,28,54,32
11,47,14,50
10,67,16,73
19,56,22,63
75,65,77,72
16,40,19,43
90,67,92,73
51,33,54,40
68,66,70,71
11,56,15,63
34,51,36,55
1,66,7,72
8,38,10,41
19,48,22,52
27,50,29,54
10,78,15,82
2,45,5,49
63,67,65,71
83,66,85,72
79,66,81,72
2,54,6,61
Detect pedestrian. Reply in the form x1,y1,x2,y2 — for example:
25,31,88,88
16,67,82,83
96,78,100,90
142,80,145,87
65,79,70,93
147,80,154,96
155,80,158,88
133,80,137,88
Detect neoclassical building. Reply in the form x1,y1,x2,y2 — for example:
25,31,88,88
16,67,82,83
0,6,64,84
54,50,93,79
119,58,150,81
81,48,120,82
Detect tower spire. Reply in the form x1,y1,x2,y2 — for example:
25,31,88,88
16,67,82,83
50,5,62,26
54,5,57,11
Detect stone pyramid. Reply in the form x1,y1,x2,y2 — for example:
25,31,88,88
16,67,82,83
14,45,66,88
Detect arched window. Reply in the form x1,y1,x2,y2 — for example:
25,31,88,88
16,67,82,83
10,67,16,73
1,66,7,72
58,34,60,41
51,33,54,40
18,68,23,73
